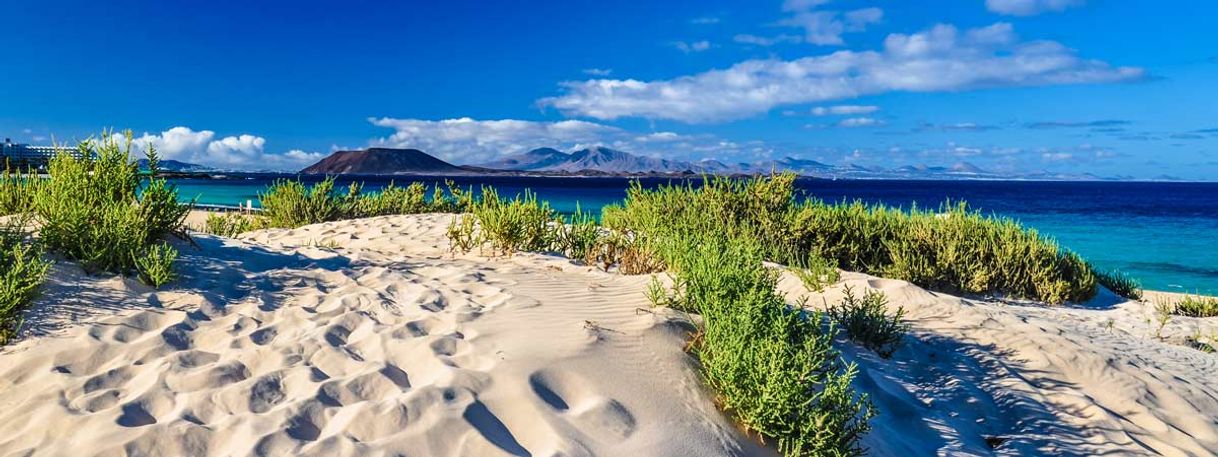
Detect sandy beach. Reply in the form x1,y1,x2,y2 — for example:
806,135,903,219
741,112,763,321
2,213,1216,456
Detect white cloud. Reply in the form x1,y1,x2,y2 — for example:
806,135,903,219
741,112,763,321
778,8,882,46
368,117,623,163
986,0,1084,16
734,34,803,46
776,0,882,46
541,23,1144,123
673,40,712,53
582,68,613,76
123,126,320,170
812,105,880,116
691,16,720,25
836,117,884,128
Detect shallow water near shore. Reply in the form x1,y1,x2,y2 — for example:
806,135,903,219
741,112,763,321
170,174,1218,294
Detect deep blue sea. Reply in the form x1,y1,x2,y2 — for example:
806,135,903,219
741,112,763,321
171,174,1218,294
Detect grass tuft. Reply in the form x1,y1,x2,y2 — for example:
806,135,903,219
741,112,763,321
1173,294,1218,318
1096,267,1143,300
134,243,178,288
826,286,909,358
0,218,50,344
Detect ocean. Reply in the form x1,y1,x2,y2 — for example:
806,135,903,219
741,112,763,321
170,174,1218,294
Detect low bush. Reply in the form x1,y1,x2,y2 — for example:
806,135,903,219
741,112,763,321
603,174,1099,304
0,168,42,216
348,181,428,217
657,232,873,456
201,212,264,237
0,218,50,344
445,214,479,254
1174,294,1218,318
1095,268,1143,300
826,286,909,358
259,178,473,229
134,243,178,288
32,133,191,276
790,253,840,293
259,177,351,228
469,187,558,256
554,203,602,261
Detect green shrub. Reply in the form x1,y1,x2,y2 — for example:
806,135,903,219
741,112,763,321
258,177,349,228
133,243,178,288
657,232,873,456
446,214,479,254
1095,267,1143,300
790,253,840,293
349,181,427,217
259,178,471,228
0,168,42,216
201,212,264,237
32,133,190,276
603,175,1099,304
554,203,603,261
1174,294,1218,318
0,218,50,344
469,187,558,256
826,286,909,358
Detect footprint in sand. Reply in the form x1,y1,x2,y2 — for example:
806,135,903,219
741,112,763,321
527,369,637,444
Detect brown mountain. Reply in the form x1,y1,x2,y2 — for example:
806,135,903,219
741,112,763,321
301,148,464,174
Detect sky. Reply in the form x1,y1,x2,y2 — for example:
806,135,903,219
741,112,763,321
2,0,1216,179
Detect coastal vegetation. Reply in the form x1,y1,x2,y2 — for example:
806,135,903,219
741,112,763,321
0,169,41,216
1172,294,1218,318
827,286,909,359
0,217,49,344
1096,268,1143,300
31,135,190,278
200,176,475,235
0,132,192,343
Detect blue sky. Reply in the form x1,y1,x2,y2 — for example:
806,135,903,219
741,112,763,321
2,0,1216,179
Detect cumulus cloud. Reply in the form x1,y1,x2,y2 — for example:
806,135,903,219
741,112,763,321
368,117,623,163
690,16,720,25
123,127,322,170
582,68,613,76
811,105,880,116
541,23,1144,123
986,0,1084,16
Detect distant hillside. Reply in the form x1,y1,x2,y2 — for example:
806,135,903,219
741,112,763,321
294,145,1115,181
481,146,694,173
137,159,210,172
301,148,464,174
479,147,571,170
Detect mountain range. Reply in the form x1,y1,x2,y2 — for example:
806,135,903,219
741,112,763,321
294,146,1115,181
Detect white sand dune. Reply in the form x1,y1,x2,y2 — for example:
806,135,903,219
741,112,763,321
2,213,1216,456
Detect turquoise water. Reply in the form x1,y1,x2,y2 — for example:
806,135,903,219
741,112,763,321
171,175,1218,294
